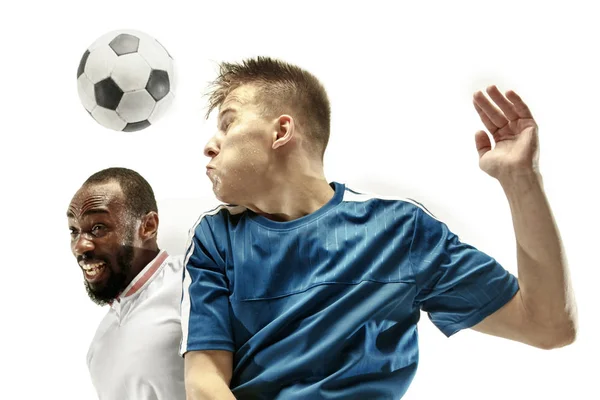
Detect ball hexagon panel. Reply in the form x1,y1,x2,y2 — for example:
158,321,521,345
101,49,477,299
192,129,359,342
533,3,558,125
117,90,156,122
94,78,124,110
138,37,175,89
84,45,118,83
111,53,152,92
148,91,174,125
155,39,173,59
109,33,139,56
77,74,96,112
137,36,171,70
92,107,127,131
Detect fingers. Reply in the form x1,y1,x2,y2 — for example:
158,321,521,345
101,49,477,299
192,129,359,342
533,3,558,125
486,86,519,121
473,85,533,128
505,90,534,119
473,89,509,128
473,101,498,134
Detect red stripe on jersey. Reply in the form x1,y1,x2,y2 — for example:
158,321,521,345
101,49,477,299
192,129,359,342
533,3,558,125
122,251,169,297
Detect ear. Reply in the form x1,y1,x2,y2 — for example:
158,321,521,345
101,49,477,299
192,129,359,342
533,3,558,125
139,211,159,242
272,115,295,150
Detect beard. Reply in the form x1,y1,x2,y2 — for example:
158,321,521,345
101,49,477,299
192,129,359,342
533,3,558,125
84,229,135,306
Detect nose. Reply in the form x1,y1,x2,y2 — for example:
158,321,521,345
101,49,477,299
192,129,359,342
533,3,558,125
203,134,220,158
73,234,95,257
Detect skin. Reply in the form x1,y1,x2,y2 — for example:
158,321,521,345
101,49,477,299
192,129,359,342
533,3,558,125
204,84,334,221
67,181,160,305
185,84,578,399
469,86,577,348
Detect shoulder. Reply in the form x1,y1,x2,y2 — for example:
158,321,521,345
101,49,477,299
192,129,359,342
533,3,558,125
165,253,185,271
340,183,439,220
183,204,246,253
152,254,188,305
190,203,247,232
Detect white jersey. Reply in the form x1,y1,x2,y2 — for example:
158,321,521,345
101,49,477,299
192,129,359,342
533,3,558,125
87,250,185,400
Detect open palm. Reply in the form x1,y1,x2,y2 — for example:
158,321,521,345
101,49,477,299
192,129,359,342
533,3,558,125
473,86,540,180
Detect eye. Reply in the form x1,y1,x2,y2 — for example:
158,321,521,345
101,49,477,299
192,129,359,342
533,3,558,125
91,224,107,237
69,227,78,236
221,118,233,132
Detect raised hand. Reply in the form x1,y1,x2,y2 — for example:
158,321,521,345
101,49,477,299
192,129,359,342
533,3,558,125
472,86,540,181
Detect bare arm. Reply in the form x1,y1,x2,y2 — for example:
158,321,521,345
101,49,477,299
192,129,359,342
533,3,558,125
184,350,235,400
470,86,577,349
472,171,577,348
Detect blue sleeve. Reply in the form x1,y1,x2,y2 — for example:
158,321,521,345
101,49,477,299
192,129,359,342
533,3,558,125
409,207,519,337
180,215,235,356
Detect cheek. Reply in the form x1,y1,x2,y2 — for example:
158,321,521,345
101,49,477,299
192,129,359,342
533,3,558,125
96,234,130,257
228,148,267,177
222,141,263,169
229,122,271,150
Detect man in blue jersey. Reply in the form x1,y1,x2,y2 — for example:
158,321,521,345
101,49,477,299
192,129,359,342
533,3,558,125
180,57,578,399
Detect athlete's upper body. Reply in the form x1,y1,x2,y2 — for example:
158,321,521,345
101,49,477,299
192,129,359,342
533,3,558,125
181,56,578,399
181,182,519,398
67,167,185,400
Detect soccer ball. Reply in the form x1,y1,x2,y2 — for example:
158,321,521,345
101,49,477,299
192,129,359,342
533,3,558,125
77,29,175,132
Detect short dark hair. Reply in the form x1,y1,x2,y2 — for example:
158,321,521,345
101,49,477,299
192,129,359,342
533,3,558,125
205,56,331,158
83,167,158,219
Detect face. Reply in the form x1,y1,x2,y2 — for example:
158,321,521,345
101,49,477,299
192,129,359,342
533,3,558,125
67,182,139,306
203,85,279,205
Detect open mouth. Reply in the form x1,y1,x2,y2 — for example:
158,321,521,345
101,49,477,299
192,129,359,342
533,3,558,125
81,262,107,282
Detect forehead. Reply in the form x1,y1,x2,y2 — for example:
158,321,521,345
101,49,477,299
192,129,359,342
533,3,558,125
68,181,125,218
220,84,260,113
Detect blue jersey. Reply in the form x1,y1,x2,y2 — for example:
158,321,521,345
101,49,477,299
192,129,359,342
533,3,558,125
180,182,519,399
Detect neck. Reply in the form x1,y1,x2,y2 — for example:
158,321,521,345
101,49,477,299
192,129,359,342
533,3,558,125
128,245,160,283
247,159,335,222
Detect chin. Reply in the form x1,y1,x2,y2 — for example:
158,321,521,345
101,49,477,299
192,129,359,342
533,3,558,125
212,183,230,203
215,192,232,204
213,178,249,206
214,189,242,206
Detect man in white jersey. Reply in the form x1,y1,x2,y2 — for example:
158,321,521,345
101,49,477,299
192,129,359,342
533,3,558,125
67,167,185,399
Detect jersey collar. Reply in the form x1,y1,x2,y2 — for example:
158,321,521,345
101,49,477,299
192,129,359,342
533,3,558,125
116,249,169,302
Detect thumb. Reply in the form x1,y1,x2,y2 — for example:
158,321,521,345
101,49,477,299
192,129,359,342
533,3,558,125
475,130,492,159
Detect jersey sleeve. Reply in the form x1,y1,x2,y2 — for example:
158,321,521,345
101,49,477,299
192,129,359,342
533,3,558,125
179,214,235,356
409,206,519,337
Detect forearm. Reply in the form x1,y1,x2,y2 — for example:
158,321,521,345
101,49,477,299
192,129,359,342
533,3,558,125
185,374,236,400
500,170,577,333
184,349,235,400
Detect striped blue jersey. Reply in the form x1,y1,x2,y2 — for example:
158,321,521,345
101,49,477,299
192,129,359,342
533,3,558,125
180,182,519,399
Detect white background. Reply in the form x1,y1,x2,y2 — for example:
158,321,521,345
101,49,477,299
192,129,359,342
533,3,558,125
1,0,598,398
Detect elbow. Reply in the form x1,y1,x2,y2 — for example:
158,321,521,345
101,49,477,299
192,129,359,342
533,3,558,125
184,372,210,400
185,375,220,400
525,296,578,350
535,320,578,350
184,384,205,400
185,373,233,400
185,383,215,400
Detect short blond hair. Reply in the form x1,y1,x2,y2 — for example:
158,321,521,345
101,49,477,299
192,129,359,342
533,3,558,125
205,56,331,158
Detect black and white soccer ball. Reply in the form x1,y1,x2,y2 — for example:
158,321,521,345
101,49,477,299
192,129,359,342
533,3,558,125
77,29,175,132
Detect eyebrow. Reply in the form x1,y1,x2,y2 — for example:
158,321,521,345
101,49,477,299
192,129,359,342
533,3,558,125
66,208,110,219
218,108,236,121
